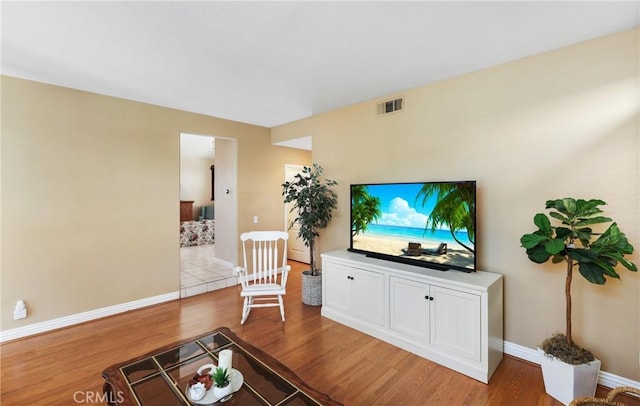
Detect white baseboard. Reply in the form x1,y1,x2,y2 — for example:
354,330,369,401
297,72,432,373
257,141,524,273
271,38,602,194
0,291,179,343
504,340,640,390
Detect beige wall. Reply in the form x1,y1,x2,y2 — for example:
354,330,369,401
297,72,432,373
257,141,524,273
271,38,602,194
180,155,215,220
237,132,311,237
273,29,640,379
0,76,310,331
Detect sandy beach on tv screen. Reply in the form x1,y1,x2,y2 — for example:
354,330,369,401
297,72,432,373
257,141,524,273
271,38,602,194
353,234,474,269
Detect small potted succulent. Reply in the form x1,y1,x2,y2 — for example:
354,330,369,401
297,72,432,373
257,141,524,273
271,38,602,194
520,198,636,404
212,366,232,399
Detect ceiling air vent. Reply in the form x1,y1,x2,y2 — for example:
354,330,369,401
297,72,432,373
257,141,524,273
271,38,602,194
377,97,404,115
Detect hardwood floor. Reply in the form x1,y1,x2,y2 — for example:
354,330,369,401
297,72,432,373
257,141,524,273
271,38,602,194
0,261,633,405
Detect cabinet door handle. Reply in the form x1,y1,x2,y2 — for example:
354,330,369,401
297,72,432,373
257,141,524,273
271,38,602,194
429,296,434,301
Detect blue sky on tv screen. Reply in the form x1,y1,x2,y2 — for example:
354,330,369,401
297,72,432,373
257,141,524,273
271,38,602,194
365,183,439,229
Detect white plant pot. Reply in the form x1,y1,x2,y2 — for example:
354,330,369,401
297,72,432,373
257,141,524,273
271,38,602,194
213,383,233,400
538,348,601,405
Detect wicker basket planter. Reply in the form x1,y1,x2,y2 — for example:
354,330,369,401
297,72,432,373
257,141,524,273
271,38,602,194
569,386,640,406
302,271,322,306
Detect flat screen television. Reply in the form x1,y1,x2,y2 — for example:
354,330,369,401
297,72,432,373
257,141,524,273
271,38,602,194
349,181,476,272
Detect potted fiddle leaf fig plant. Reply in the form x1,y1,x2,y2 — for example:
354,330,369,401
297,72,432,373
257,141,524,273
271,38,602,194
282,163,338,306
520,198,637,405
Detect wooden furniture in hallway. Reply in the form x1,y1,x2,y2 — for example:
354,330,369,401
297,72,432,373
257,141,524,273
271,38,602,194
180,200,194,222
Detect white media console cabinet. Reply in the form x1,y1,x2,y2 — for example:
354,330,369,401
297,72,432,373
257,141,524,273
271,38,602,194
320,250,504,383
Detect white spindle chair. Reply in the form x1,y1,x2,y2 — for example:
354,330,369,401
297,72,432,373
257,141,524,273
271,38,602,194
234,231,290,324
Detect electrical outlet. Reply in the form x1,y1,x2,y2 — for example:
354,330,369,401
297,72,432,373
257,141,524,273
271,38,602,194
253,216,258,224
13,300,27,320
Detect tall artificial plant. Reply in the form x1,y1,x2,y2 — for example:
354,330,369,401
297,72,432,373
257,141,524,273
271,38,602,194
520,198,636,363
282,163,338,276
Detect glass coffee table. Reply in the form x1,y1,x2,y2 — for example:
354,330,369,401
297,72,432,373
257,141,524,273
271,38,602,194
102,327,342,406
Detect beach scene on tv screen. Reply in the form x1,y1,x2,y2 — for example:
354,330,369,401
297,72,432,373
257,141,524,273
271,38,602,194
351,182,475,270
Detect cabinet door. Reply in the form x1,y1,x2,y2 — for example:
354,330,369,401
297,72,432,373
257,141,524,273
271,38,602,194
390,276,429,343
352,267,385,326
323,261,352,313
430,285,481,362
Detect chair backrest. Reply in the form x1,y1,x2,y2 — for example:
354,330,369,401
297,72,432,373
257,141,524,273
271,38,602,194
407,242,422,256
239,231,289,287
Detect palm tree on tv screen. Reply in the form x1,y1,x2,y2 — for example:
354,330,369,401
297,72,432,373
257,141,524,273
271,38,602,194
416,183,475,253
351,185,382,237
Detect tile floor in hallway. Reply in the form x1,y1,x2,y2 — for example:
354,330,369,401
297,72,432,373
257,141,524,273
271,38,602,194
180,244,237,298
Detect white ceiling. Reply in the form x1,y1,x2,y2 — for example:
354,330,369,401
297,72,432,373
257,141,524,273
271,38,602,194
2,1,638,131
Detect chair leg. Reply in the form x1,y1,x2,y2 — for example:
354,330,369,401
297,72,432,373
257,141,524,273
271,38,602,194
278,295,285,322
241,297,250,324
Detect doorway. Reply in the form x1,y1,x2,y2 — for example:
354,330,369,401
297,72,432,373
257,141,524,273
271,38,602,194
179,133,238,297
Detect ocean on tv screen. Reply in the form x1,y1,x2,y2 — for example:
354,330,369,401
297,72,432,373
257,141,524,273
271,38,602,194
352,224,475,270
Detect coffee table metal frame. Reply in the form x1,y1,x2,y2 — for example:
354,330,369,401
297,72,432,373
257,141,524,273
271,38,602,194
102,327,342,406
